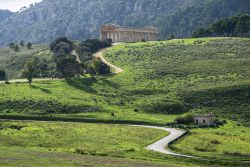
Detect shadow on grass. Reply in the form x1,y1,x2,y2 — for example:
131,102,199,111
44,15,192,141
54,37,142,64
66,78,98,94
30,85,52,94
100,78,120,89
66,77,120,94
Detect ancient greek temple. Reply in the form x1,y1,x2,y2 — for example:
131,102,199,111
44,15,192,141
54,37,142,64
100,24,159,43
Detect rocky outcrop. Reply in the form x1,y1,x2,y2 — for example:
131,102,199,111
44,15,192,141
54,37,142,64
0,10,13,23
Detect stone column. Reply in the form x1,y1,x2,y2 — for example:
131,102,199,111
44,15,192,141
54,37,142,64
117,32,119,43
136,32,139,42
113,32,116,43
107,32,110,39
124,31,127,42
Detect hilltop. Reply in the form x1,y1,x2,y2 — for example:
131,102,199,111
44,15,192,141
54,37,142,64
0,0,249,47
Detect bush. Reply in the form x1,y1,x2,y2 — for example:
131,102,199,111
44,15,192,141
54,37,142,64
50,37,73,51
174,114,193,124
91,58,110,75
211,139,221,144
26,42,32,49
0,70,6,81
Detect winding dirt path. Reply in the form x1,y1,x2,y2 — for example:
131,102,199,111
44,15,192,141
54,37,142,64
93,45,196,158
132,125,197,158
94,44,123,74
1,44,195,158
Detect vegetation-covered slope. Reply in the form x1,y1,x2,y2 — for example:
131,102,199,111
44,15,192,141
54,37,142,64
193,14,250,38
0,0,249,47
0,44,53,79
104,38,250,125
0,38,249,126
0,38,250,166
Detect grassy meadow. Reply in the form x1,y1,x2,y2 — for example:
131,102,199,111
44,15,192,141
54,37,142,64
172,121,250,158
0,121,168,157
0,37,249,166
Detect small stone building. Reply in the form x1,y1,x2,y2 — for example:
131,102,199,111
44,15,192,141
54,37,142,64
193,113,214,126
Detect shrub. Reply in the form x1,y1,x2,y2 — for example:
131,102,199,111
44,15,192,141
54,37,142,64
174,114,193,125
0,70,6,81
211,139,221,144
26,42,32,49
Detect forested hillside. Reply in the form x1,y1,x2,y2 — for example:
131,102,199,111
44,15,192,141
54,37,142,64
0,0,249,47
193,14,250,38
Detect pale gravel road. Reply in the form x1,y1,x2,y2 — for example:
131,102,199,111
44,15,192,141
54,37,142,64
1,44,195,159
132,125,197,158
0,78,58,84
94,43,124,74
94,45,196,158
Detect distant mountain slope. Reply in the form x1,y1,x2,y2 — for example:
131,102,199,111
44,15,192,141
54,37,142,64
0,0,249,47
0,10,13,23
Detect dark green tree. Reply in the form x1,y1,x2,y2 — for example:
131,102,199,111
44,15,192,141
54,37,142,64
9,42,15,49
20,40,25,47
170,34,175,39
91,58,110,75
22,60,35,85
56,55,79,78
26,42,32,49
0,70,6,81
50,37,73,51
14,45,19,52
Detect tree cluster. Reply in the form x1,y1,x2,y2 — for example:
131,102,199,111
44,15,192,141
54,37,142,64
76,38,112,75
50,37,111,78
21,57,56,85
193,14,250,38
9,40,32,52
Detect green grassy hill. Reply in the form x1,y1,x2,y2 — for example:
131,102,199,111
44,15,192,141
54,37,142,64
0,44,53,79
0,38,249,124
104,38,250,125
0,37,249,166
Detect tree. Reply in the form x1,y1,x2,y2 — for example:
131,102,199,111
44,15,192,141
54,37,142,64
53,42,72,55
192,13,250,38
102,39,112,47
20,40,25,47
56,55,79,78
22,61,35,85
14,45,19,52
9,42,15,49
26,42,32,49
50,37,73,51
0,70,6,81
91,58,110,75
170,34,175,39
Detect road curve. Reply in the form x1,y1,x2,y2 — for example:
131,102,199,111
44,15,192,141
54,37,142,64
132,125,197,158
94,44,124,74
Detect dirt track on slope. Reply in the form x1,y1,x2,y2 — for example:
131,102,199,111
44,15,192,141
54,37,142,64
94,44,123,74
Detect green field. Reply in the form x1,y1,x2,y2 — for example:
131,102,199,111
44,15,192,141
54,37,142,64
172,121,250,158
0,121,198,167
0,121,168,157
0,37,250,166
